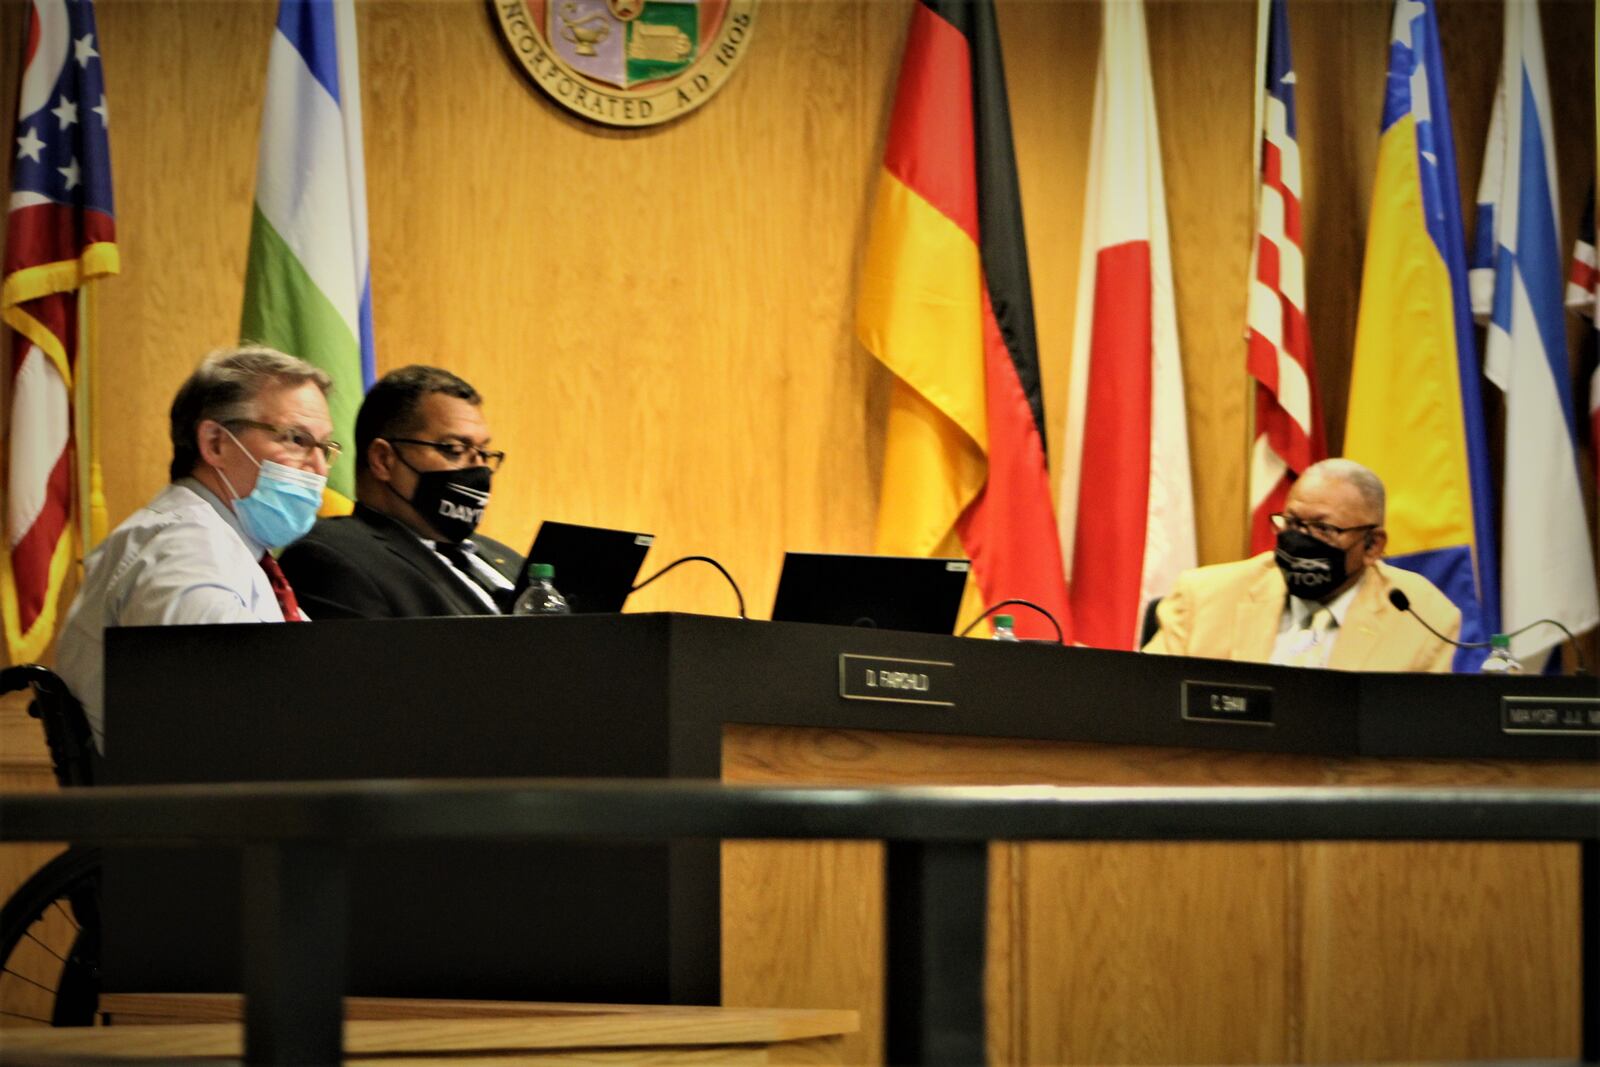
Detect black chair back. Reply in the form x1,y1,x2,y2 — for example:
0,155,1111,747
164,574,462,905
0,664,95,788
1139,597,1164,649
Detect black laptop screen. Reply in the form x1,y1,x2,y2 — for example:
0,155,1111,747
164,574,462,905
769,553,969,634
515,521,654,614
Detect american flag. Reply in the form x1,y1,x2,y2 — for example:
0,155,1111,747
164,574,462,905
1569,185,1598,492
2,0,118,663
1245,0,1323,554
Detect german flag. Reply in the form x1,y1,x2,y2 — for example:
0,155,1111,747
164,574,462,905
856,0,1071,642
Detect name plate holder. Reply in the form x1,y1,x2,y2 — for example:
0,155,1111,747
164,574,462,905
1500,695,1600,735
1181,680,1275,727
839,654,955,708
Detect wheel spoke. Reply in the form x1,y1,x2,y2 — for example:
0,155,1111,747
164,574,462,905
23,928,69,965
2,963,59,997
49,900,81,934
0,846,101,1031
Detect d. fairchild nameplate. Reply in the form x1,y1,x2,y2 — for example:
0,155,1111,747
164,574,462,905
493,0,757,127
839,654,955,708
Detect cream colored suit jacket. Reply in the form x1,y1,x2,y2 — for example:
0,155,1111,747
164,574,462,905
1142,552,1461,672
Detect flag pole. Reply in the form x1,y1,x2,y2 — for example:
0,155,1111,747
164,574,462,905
74,283,108,559
1243,0,1270,557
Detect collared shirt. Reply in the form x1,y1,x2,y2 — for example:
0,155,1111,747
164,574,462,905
1270,578,1361,667
56,478,286,751
417,534,514,613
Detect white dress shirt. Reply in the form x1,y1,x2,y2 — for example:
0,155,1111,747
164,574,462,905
56,478,285,751
1269,580,1361,668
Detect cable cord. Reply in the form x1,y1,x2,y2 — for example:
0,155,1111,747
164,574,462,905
956,598,1065,645
630,555,747,620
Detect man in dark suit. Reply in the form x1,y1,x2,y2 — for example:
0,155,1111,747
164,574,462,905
279,365,524,618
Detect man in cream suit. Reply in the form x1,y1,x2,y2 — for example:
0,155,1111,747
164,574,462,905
1143,459,1460,672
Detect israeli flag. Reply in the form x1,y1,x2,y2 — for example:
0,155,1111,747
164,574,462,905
1469,0,1599,660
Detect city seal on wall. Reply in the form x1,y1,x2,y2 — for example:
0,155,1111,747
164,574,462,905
493,0,757,128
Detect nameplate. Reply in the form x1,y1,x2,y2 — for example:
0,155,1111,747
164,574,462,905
839,654,955,707
1181,681,1275,727
1500,695,1600,735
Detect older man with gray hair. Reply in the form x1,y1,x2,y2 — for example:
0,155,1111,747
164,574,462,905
57,345,338,749
1143,458,1460,672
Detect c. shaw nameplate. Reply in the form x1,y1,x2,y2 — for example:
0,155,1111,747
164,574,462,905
1181,680,1275,726
839,654,955,708
493,0,756,127
1501,695,1600,735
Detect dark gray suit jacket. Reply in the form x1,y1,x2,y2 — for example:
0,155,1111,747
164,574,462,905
278,504,523,620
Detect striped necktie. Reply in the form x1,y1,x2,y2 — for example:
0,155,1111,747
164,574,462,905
435,541,504,611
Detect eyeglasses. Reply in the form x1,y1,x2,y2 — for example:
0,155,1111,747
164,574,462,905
1269,513,1378,542
226,420,342,466
386,438,506,472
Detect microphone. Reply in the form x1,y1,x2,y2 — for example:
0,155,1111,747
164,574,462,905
1387,589,1491,651
1388,589,1590,674
629,555,747,620
956,599,1066,644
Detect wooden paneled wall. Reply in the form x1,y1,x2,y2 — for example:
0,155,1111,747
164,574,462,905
721,724,1593,1064
0,0,1593,633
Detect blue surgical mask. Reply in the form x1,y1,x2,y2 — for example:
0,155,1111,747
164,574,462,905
215,429,327,548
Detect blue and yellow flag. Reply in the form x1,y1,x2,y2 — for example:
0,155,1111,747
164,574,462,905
1345,0,1498,669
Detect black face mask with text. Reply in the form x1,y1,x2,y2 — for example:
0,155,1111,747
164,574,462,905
390,458,492,543
1273,529,1351,600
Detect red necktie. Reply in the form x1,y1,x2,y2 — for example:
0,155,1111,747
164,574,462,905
259,553,306,622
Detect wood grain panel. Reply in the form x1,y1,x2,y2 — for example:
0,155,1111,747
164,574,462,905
0,691,46,773
723,727,1302,1064
1300,841,1582,1062
984,842,1024,1067
1022,841,1292,1065
1290,0,1386,459
721,841,884,1066
722,722,1600,789
96,994,856,1039
1147,0,1258,565
0,1015,853,1064
723,724,1587,1065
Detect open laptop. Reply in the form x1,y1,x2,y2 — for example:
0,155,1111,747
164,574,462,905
513,521,655,614
769,552,969,634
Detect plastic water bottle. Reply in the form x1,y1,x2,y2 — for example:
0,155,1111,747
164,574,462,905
1479,633,1522,674
992,614,1019,642
512,562,570,616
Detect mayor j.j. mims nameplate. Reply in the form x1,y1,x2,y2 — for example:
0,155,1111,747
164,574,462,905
494,0,757,127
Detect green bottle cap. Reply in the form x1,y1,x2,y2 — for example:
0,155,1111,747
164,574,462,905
528,562,554,580
1490,633,1511,651
994,614,1014,628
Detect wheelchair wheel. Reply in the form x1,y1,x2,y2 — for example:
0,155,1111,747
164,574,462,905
0,845,102,1027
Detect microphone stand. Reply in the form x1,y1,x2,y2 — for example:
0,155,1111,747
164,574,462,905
1390,590,1590,674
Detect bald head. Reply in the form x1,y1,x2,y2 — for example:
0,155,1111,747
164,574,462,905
1295,458,1385,526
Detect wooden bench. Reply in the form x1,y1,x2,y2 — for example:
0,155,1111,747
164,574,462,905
0,996,859,1064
